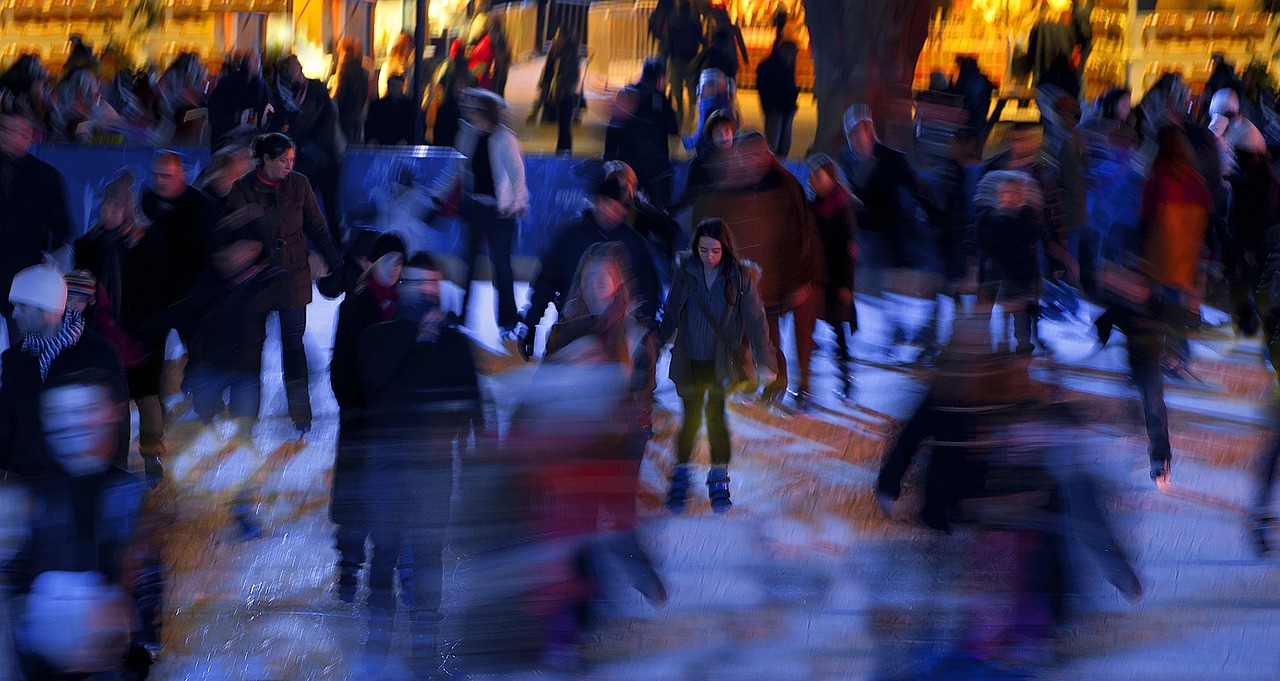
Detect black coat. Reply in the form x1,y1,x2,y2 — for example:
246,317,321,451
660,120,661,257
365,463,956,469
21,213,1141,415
139,185,220,298
0,329,126,477
358,317,484,453
75,225,171,333
330,284,391,411
526,210,663,326
0,153,72,309
2,465,164,659
841,142,922,238
604,82,680,183
755,53,799,114
139,264,289,374
333,59,370,145
265,76,346,175
223,170,342,308
665,12,703,61
207,67,271,149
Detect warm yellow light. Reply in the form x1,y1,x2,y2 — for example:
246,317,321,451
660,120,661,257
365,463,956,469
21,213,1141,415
295,39,328,80
970,0,1072,24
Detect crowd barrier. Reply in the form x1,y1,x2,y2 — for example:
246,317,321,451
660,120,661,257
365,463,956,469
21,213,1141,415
32,143,810,261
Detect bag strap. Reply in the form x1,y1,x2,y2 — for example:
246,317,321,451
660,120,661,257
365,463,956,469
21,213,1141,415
688,270,741,350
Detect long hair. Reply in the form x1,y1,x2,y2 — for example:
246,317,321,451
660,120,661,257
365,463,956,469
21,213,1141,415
563,242,635,321
690,217,739,274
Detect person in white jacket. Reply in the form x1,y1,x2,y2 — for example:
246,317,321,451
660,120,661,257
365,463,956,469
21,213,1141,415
431,88,529,336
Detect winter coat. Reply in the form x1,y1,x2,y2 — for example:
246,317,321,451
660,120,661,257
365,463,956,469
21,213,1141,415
0,329,125,477
0,153,72,305
357,316,484,455
223,170,342,308
978,205,1044,293
1227,149,1280,267
328,278,394,526
333,58,370,145
665,12,704,61
659,255,774,397
364,94,418,145
265,76,347,176
206,67,270,149
688,161,825,309
74,222,162,331
2,465,164,658
840,141,922,245
604,81,680,184
139,185,220,298
431,120,529,218
330,281,396,411
545,294,658,405
526,209,664,325
1139,162,1212,291
137,263,288,374
814,187,859,322
755,52,799,114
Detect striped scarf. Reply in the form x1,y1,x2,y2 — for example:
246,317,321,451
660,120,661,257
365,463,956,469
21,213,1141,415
21,309,86,380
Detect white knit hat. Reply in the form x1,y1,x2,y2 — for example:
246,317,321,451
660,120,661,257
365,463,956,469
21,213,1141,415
9,264,67,314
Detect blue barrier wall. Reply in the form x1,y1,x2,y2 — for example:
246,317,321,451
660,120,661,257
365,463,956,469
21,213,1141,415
32,143,814,259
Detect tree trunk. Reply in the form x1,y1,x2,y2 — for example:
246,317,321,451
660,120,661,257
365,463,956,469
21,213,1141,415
803,0,940,154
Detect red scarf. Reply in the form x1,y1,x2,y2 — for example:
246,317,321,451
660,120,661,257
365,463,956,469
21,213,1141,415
256,169,283,189
366,276,398,321
815,186,853,219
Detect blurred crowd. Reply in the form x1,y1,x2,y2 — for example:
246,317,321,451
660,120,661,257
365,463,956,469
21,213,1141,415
1,13,1280,678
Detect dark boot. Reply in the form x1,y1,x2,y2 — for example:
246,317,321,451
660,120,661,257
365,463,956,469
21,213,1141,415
140,443,166,489
665,464,690,514
285,379,313,435
707,466,732,514
337,550,361,603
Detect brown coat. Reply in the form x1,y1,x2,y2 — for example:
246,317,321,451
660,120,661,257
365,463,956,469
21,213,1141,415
689,162,826,310
224,171,342,308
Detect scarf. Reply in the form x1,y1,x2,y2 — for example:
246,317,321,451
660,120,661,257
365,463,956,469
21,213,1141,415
365,276,398,321
816,186,853,220
22,309,86,380
255,169,283,189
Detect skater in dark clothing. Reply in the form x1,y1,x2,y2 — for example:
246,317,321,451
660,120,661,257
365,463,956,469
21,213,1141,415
755,41,800,159
357,252,483,679
807,154,859,399
520,175,664,359
328,233,405,606
0,265,126,478
133,221,289,427
223,132,342,435
974,170,1045,355
4,369,165,680
0,111,72,325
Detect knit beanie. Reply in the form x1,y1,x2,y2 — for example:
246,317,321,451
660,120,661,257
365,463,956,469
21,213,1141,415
9,264,67,314
65,270,97,299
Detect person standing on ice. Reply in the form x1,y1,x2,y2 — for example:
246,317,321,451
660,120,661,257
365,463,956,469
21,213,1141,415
356,252,483,678
658,218,774,513
806,153,859,400
328,233,406,605
222,132,343,437
4,369,164,679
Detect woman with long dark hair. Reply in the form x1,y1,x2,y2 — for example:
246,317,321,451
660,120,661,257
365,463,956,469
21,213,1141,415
658,218,774,513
